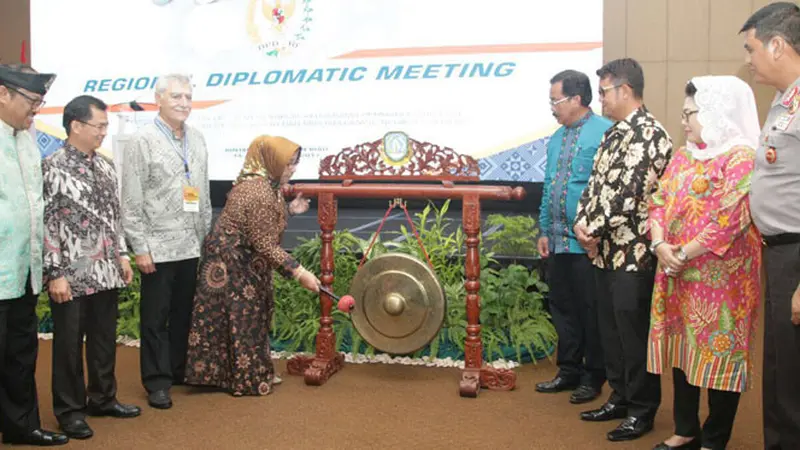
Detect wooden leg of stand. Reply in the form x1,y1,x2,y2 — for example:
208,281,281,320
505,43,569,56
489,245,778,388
459,195,483,397
287,193,344,385
458,195,517,397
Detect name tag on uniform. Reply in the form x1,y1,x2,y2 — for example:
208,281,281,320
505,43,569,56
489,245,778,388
774,113,794,132
183,186,200,213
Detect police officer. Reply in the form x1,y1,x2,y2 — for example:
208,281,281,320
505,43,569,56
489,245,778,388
741,3,800,449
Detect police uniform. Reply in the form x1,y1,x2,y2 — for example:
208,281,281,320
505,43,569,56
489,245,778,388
0,64,68,446
750,76,800,450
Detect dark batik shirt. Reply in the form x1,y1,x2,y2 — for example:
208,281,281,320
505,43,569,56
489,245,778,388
575,107,674,272
42,145,128,297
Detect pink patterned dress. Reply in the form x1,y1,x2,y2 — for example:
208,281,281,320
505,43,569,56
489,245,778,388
647,146,761,393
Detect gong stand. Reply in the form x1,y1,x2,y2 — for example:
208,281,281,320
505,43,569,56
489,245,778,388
283,133,526,398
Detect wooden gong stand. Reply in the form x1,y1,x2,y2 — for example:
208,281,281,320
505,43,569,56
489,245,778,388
283,134,526,397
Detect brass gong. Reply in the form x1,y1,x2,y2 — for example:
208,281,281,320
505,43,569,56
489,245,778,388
349,253,446,355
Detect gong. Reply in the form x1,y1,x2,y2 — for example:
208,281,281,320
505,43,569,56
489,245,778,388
349,253,446,355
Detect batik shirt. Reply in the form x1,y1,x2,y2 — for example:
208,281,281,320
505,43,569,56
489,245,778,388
43,145,128,297
539,111,612,254
0,120,44,299
574,107,673,272
120,118,212,264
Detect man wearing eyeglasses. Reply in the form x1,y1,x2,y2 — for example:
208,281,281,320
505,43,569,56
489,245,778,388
0,64,69,446
536,70,611,405
573,58,673,442
42,95,143,440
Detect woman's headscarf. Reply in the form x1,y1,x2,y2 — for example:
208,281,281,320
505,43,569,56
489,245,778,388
235,135,301,186
687,75,761,161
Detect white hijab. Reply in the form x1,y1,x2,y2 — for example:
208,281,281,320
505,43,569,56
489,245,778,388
687,75,761,161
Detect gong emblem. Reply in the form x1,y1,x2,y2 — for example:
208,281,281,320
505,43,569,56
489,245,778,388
349,253,445,355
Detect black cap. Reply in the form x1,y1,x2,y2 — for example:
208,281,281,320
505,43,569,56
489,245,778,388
0,64,56,96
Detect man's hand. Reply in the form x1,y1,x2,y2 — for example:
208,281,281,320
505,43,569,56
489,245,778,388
135,254,156,274
120,258,134,284
574,223,600,250
537,237,550,258
48,277,72,303
792,284,800,326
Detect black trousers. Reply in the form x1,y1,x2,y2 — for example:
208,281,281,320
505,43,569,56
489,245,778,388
763,242,800,450
595,267,661,419
547,253,605,387
140,258,198,393
50,289,119,423
0,279,42,438
672,368,740,449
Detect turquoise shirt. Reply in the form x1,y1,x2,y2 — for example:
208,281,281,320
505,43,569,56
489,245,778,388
539,112,612,254
0,120,44,299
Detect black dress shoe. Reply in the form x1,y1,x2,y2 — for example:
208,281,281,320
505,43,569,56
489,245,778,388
535,376,579,393
652,437,701,450
2,428,70,446
607,416,654,442
88,402,142,418
59,419,93,440
570,384,601,404
147,390,173,409
580,402,628,421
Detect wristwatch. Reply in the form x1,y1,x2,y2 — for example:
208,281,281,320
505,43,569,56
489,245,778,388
677,247,689,262
649,239,665,254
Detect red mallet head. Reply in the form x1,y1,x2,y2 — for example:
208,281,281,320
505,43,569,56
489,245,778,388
338,295,356,312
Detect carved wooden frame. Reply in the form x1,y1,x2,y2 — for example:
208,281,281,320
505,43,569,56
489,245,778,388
284,133,524,397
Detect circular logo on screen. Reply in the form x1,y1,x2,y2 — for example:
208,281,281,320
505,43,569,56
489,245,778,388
381,132,412,166
246,0,313,57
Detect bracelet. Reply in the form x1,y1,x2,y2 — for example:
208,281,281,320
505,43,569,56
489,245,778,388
677,247,689,262
649,239,665,254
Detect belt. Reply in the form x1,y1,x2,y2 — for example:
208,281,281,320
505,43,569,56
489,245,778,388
762,233,800,247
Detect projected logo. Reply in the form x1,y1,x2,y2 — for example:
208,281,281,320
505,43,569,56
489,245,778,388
246,0,313,57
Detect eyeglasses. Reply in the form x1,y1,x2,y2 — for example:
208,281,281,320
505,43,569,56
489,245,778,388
79,121,109,131
681,110,699,121
7,86,46,109
598,83,626,98
549,96,572,107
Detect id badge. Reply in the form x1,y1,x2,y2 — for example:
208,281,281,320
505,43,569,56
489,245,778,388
183,186,200,213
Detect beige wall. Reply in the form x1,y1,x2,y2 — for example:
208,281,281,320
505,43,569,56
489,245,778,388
0,0,31,64
604,0,793,145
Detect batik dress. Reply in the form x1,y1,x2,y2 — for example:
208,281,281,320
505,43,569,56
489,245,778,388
647,146,761,392
184,177,299,396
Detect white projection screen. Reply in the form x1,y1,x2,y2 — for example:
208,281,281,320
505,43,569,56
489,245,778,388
30,0,604,183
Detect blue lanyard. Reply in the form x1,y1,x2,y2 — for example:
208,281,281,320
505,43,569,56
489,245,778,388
154,117,190,181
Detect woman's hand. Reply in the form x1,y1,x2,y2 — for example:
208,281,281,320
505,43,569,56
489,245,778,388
288,193,311,216
294,267,320,293
655,243,685,276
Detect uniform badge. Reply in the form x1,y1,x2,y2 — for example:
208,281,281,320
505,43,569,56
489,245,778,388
791,95,800,115
766,147,778,164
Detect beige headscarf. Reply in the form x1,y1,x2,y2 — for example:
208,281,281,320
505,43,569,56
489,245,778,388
235,135,301,186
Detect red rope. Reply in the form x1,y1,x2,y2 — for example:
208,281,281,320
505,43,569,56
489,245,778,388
400,202,435,270
358,202,396,269
357,199,435,271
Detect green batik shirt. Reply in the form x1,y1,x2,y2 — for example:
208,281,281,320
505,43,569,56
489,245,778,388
0,120,44,299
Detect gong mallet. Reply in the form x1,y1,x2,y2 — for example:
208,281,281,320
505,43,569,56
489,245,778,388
318,285,356,312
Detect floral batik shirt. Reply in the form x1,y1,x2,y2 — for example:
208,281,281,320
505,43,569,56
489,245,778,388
42,145,128,297
575,107,674,272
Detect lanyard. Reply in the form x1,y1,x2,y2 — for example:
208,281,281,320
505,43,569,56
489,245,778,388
154,118,190,181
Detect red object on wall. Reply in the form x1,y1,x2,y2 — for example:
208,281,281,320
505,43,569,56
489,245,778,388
20,40,27,63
